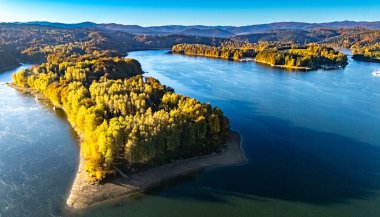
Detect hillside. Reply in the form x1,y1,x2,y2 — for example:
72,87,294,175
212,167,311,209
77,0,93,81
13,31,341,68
226,21,380,35
0,24,226,69
97,24,155,34
321,28,380,47
232,29,340,44
179,28,234,38
16,21,97,28
1,22,380,70
3,21,380,38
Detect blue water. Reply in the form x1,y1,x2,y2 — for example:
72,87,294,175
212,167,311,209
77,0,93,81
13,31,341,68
1,50,380,217
0,65,79,217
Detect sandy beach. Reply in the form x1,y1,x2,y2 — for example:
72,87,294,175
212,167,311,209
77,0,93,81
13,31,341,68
66,130,246,209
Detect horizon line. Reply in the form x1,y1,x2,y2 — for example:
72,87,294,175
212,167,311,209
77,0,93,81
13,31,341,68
1,19,380,28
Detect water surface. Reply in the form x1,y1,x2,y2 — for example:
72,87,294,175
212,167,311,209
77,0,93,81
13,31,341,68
1,51,380,217
0,65,79,217
79,50,380,217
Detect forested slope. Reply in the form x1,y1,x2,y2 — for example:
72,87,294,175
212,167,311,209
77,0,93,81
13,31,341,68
0,24,225,71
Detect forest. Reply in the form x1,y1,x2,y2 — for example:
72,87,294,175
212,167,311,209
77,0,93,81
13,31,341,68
255,44,348,69
12,40,229,182
172,42,348,70
351,43,380,62
172,41,259,60
1,23,380,71
0,23,224,71
321,28,380,48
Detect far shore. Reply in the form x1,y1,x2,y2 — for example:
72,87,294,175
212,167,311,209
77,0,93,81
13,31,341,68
172,52,314,70
352,54,380,63
9,83,247,210
172,52,349,71
253,59,312,70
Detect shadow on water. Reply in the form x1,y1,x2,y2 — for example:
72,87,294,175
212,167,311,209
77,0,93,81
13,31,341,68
152,99,380,206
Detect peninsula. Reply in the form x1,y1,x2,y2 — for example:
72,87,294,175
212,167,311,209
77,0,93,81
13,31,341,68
11,33,246,208
172,42,348,70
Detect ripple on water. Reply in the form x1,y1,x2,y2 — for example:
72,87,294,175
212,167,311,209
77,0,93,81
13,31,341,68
0,105,40,113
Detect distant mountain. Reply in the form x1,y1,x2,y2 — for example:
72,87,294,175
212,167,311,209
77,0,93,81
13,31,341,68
321,28,380,47
317,21,380,29
146,25,233,34
227,22,314,34
146,25,188,33
227,21,380,35
178,28,234,38
232,29,340,44
97,24,154,34
17,21,97,28
3,21,380,38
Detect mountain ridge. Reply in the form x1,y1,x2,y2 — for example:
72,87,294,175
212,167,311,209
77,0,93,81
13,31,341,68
2,20,380,38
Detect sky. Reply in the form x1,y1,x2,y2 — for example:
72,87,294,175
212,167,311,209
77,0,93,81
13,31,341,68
0,0,379,26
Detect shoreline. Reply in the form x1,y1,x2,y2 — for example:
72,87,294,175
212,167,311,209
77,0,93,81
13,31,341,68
352,54,380,63
172,52,234,61
172,52,313,70
66,130,246,209
9,83,247,210
172,53,347,71
253,59,312,71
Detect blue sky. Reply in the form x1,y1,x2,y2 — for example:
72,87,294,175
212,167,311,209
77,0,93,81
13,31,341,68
0,0,379,26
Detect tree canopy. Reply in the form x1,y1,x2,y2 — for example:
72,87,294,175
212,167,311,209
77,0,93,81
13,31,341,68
12,43,229,182
172,42,348,70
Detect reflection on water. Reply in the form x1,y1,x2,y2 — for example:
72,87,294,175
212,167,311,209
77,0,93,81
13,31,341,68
1,50,380,217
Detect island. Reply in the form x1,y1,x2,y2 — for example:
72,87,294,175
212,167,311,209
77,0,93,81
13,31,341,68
172,42,348,70
11,36,246,208
352,43,380,63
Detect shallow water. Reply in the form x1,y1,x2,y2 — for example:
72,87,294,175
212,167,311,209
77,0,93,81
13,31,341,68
0,65,79,217
1,51,380,217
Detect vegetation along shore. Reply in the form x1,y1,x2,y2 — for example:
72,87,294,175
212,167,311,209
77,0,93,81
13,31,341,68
9,31,246,208
2,21,380,210
172,42,348,70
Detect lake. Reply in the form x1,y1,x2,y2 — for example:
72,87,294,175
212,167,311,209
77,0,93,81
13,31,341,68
1,50,380,216
0,65,79,216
